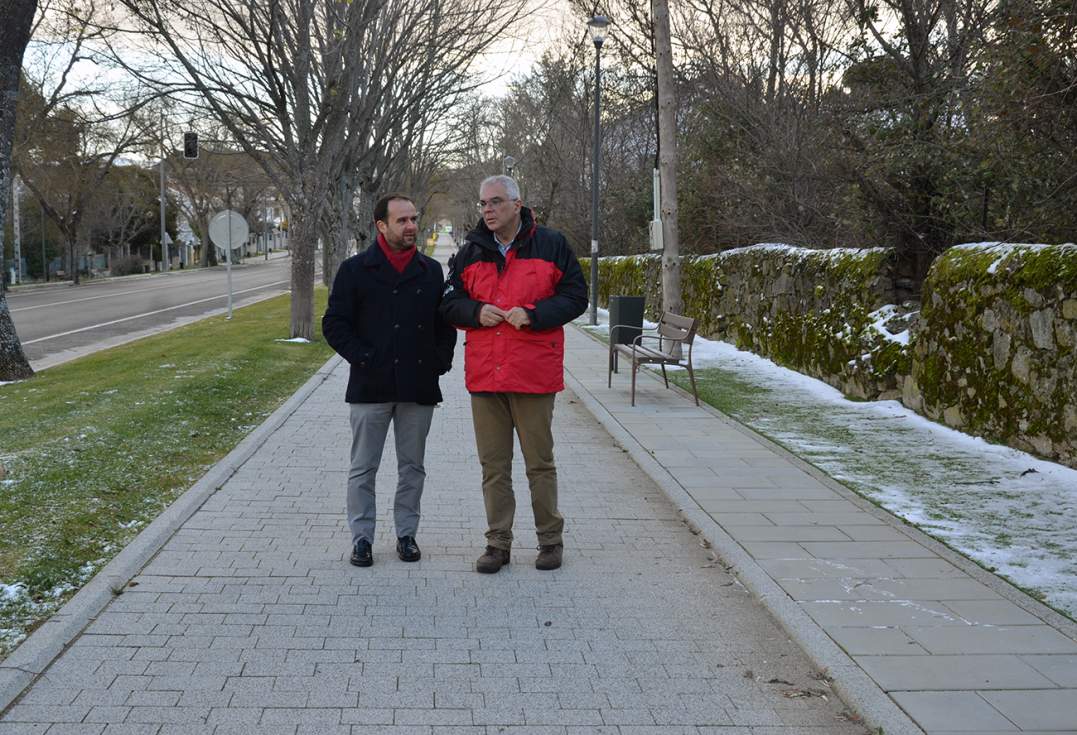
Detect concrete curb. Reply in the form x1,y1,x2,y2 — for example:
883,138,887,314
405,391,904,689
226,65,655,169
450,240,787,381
563,326,923,735
0,354,343,715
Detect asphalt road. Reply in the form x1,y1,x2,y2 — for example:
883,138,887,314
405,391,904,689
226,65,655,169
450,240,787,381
7,254,305,370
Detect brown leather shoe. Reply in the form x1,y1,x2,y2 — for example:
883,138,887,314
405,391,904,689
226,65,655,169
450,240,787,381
476,545,510,574
535,544,563,571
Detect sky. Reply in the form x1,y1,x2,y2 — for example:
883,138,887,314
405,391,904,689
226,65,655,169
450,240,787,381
474,0,577,97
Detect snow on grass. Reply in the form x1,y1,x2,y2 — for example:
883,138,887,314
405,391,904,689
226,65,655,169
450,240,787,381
275,337,312,344
578,309,1077,618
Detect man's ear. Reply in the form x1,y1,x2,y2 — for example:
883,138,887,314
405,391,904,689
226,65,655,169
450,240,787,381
375,220,387,236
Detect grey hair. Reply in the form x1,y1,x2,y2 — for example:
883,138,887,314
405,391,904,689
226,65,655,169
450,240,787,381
479,175,521,201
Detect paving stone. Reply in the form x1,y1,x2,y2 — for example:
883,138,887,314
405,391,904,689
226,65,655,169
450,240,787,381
905,625,1077,655
823,626,929,656
1020,654,1077,687
979,690,1077,731
858,654,1056,690
890,691,1017,731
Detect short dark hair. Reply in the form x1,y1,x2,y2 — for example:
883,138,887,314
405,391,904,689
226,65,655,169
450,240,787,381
373,193,414,224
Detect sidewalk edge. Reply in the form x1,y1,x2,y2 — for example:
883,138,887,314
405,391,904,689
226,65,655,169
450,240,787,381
0,354,344,714
563,333,923,735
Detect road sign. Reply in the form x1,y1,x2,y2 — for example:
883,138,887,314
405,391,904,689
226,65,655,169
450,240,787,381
209,210,248,320
209,210,249,250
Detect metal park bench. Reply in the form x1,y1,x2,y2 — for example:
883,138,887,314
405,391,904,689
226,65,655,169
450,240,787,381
608,311,700,407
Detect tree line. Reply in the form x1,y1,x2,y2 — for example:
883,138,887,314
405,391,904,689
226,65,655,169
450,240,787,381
438,0,1075,288
1,0,531,379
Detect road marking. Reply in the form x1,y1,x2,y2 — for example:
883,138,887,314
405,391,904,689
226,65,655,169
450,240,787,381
22,280,290,345
10,266,285,313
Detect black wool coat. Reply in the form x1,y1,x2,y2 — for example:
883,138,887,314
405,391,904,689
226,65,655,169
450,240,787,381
322,243,457,404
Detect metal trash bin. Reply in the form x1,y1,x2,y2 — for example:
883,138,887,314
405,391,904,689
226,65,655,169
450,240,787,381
608,295,645,372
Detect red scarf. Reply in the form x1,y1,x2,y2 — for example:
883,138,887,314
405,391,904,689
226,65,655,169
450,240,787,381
377,233,417,274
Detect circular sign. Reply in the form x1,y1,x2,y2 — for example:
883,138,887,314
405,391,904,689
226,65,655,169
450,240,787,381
208,210,250,250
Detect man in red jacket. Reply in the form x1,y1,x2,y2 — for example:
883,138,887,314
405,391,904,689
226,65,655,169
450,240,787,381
440,175,588,573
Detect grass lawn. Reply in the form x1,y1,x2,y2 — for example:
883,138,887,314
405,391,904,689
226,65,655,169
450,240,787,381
0,289,334,658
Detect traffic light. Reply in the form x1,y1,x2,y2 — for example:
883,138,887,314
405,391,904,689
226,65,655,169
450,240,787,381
183,132,198,159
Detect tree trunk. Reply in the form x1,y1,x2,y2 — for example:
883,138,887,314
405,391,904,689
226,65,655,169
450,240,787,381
652,0,683,317
198,213,217,267
289,212,318,339
0,0,38,381
0,295,33,380
322,175,353,288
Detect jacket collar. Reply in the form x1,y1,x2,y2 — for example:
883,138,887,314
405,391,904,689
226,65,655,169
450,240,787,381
466,206,538,252
357,241,425,283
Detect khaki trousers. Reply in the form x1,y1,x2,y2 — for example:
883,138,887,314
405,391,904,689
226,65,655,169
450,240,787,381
471,392,563,550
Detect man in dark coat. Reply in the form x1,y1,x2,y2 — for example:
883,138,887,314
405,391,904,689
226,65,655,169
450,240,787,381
322,193,457,567
440,175,587,573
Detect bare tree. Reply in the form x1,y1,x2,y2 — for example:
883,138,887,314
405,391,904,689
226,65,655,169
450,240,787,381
14,0,153,284
0,0,38,382
653,0,682,314
110,0,529,339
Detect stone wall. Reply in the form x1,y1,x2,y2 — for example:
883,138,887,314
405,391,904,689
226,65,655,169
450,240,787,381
903,243,1077,467
582,244,913,399
582,241,1077,468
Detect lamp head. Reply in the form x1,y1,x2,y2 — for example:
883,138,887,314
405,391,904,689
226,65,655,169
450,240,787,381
588,15,609,46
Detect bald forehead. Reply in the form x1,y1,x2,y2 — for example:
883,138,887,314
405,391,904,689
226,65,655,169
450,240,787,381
385,198,417,220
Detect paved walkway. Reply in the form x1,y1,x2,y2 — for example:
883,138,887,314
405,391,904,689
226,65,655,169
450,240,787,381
3,237,1074,734
565,326,1077,734
0,248,868,733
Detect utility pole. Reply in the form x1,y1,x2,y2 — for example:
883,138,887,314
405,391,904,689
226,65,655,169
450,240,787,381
159,112,169,272
12,175,21,283
653,0,683,316
159,157,168,272
41,199,47,281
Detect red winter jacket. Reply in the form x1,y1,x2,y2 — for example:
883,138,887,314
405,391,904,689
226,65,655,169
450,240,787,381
440,208,588,393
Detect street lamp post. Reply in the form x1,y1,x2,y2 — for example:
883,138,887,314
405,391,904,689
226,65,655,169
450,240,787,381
587,15,609,326
503,155,516,177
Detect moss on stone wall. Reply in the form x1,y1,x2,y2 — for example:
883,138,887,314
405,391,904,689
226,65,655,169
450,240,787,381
584,245,907,400
584,241,1077,467
907,243,1077,467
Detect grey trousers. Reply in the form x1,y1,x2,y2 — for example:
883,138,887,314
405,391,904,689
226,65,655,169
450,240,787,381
347,402,435,545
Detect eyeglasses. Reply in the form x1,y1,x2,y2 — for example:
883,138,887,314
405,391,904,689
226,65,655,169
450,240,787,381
476,197,510,210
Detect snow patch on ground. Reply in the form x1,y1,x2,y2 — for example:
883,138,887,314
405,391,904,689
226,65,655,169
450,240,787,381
275,338,312,344
579,309,1077,617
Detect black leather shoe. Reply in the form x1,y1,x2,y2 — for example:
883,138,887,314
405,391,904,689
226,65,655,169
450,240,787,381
350,538,372,567
396,536,421,562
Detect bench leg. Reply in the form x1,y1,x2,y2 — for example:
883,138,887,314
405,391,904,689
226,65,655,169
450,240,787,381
631,360,638,407
687,361,699,406
660,363,669,388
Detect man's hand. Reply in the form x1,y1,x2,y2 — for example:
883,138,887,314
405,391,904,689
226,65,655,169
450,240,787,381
504,307,531,330
479,304,507,327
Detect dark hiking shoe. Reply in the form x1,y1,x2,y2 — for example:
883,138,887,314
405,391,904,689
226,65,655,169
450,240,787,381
397,536,421,562
535,544,563,571
476,546,510,574
350,538,373,567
